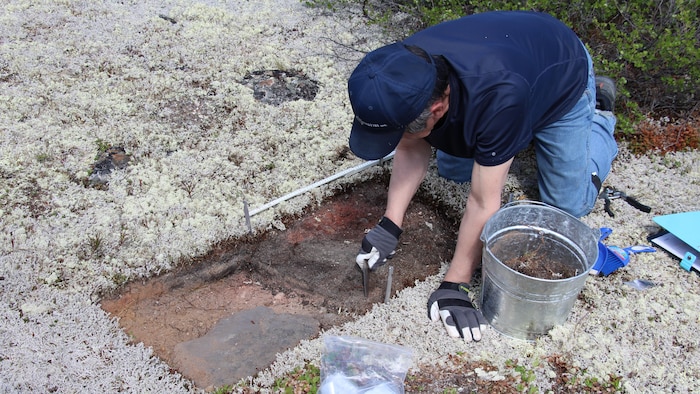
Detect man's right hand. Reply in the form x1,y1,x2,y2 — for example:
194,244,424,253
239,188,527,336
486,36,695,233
356,217,402,270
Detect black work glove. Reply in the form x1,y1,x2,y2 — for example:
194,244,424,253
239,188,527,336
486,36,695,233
428,281,487,342
355,216,402,270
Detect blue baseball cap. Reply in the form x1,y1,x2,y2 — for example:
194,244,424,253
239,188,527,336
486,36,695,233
348,43,436,160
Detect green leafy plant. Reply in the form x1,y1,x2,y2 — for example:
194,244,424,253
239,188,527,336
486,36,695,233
111,272,129,287
87,232,105,258
272,363,321,393
211,385,232,394
547,354,624,392
303,0,700,150
95,138,111,154
35,152,51,163
505,359,537,393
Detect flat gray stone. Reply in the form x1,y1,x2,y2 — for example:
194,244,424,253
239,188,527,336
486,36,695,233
172,306,319,388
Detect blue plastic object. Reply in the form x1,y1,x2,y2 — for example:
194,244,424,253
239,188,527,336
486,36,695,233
590,228,656,276
680,252,698,272
654,212,700,255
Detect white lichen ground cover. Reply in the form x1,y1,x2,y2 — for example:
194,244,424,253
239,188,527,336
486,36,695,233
0,0,698,393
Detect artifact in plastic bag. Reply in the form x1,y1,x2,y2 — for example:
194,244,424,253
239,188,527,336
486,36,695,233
319,335,413,394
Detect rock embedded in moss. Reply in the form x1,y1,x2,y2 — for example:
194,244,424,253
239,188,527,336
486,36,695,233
89,146,130,187
239,69,319,106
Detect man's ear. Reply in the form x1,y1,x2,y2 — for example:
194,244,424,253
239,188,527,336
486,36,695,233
430,85,450,118
430,98,449,118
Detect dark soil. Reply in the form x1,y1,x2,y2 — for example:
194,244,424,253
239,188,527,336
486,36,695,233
101,177,460,384
99,174,593,390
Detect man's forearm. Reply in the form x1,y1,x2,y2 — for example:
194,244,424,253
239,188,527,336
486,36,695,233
443,197,498,283
384,139,432,227
444,159,513,284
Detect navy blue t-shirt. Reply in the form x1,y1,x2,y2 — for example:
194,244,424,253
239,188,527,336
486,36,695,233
403,11,588,166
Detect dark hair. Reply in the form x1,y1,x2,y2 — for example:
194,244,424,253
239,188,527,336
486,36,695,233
404,45,450,133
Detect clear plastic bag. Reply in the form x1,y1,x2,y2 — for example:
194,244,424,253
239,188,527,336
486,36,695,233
319,335,413,394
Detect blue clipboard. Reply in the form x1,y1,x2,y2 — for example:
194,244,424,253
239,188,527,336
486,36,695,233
653,212,700,252
652,211,699,272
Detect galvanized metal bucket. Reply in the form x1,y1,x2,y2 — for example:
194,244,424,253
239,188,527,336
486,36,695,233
479,201,599,340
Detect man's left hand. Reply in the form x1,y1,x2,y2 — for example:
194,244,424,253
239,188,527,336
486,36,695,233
428,281,487,341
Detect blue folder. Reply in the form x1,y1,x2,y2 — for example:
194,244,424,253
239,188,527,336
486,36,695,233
652,211,699,272
653,212,700,252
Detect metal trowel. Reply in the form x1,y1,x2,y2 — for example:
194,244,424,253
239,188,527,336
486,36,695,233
359,259,369,297
356,251,395,297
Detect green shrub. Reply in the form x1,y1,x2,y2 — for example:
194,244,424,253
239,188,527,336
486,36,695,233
304,0,700,137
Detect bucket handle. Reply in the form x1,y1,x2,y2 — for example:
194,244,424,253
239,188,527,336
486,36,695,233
500,200,595,232
501,200,568,214
502,200,552,208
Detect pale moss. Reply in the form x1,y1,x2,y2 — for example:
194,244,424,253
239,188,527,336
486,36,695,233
1,0,698,392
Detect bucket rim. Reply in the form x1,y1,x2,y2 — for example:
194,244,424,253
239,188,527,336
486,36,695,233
483,242,592,282
481,200,599,243
500,200,578,219
481,200,598,281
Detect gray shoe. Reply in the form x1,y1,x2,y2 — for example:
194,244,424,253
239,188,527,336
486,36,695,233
595,76,616,112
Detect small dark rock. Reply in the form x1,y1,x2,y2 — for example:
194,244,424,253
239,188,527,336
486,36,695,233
240,69,319,106
89,146,130,187
158,14,177,24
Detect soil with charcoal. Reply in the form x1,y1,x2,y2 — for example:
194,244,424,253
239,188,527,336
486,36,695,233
101,177,460,388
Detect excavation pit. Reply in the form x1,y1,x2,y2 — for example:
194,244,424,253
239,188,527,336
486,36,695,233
100,179,458,389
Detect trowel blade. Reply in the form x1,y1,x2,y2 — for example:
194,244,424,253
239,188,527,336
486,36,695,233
361,262,369,297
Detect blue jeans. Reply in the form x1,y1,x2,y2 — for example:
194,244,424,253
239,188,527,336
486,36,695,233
437,46,618,217
436,149,474,183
